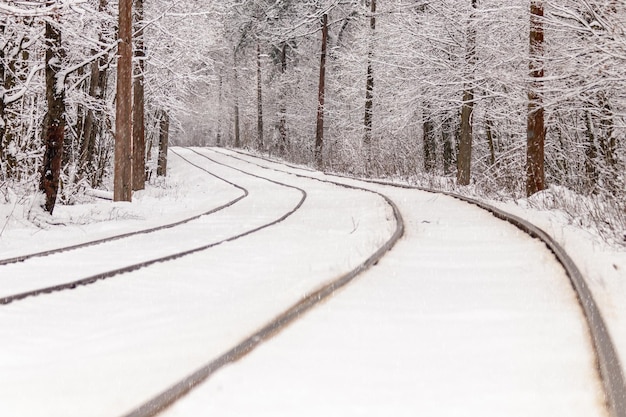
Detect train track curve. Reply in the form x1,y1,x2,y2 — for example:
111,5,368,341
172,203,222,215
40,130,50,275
216,147,626,417
0,149,306,305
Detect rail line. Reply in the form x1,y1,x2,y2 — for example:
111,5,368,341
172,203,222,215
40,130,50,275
215,147,626,417
119,147,405,417
0,150,246,267
0,149,307,305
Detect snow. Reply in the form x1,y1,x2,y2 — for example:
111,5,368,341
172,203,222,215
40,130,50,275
0,147,621,416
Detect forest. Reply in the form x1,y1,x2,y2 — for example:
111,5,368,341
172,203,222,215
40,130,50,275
1,0,624,244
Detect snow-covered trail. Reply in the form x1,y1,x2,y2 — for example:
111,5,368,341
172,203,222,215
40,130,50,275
158,149,606,417
0,148,395,417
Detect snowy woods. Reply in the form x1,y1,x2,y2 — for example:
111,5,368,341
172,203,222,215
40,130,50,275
0,0,624,241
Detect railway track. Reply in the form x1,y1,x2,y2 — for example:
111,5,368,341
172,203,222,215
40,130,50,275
0,150,247,267
0,147,400,417
209,148,626,417
2,148,622,417
0,148,306,305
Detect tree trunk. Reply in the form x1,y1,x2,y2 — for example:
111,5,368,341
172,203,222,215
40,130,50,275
485,118,496,166
442,115,454,175
423,108,436,173
132,0,146,190
157,111,169,176
278,43,288,155
79,0,110,187
216,74,222,146
584,110,598,189
256,42,264,151
526,0,545,196
363,0,376,150
39,16,66,214
315,13,328,168
457,0,477,186
233,61,241,148
114,0,133,201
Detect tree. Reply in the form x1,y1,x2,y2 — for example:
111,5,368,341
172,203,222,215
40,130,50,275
457,0,477,186
114,0,133,201
315,13,328,168
363,0,376,153
132,0,146,190
39,9,66,214
526,0,545,196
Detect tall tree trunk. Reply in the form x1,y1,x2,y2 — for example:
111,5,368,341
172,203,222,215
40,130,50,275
233,60,241,148
584,110,598,190
79,0,109,187
423,109,436,173
442,115,454,175
39,16,66,214
315,13,328,168
278,42,288,155
526,0,545,196
256,42,264,150
157,110,169,176
363,0,376,150
216,74,222,146
457,0,477,186
132,0,146,190
0,22,6,166
114,0,133,201
485,117,496,166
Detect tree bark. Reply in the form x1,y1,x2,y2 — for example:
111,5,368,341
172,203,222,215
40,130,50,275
526,0,545,196
39,16,66,214
114,0,133,201
157,111,169,176
256,42,264,150
457,0,477,186
278,43,288,155
132,0,146,190
216,74,222,147
363,0,376,149
423,112,436,173
315,13,328,168
233,61,241,148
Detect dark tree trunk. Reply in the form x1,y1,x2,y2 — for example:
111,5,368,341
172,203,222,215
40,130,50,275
132,0,146,190
363,0,376,149
584,110,598,189
157,111,169,176
79,0,109,187
256,43,264,150
39,17,66,214
442,115,454,175
423,108,436,173
315,13,328,168
278,43,288,155
457,0,477,186
486,118,496,166
216,74,222,146
234,62,241,148
114,0,133,201
0,22,6,164
526,0,545,196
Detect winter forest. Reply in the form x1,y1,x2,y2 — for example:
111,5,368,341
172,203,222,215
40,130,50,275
1,0,625,244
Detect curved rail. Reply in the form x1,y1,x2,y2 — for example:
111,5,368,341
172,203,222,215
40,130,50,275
120,147,405,417
0,150,246,266
218,148,626,417
0,150,307,306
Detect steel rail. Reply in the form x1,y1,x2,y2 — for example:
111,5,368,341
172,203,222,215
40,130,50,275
0,150,307,306
0,150,246,266
220,147,626,417
119,147,405,417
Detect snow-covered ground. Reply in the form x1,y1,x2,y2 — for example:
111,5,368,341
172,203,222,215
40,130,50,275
0,147,622,416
